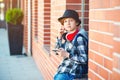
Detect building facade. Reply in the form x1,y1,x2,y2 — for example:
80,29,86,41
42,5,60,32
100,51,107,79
20,0,120,80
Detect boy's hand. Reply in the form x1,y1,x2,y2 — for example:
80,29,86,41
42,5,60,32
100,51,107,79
59,27,66,38
58,48,69,58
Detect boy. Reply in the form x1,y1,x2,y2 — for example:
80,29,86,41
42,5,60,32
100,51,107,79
54,9,88,80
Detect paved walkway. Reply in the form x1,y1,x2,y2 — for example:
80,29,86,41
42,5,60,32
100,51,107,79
0,28,44,80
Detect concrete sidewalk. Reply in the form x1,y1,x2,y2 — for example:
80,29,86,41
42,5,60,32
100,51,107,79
0,29,44,80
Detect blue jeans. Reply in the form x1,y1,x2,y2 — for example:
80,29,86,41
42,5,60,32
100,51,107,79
54,73,74,80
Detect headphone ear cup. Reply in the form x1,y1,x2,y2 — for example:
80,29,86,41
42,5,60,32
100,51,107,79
76,23,79,26
62,32,67,40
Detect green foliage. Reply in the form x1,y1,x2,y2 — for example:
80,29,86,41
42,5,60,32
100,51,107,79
5,8,24,25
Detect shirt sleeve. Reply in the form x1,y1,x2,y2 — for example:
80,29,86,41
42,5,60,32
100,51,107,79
71,36,88,64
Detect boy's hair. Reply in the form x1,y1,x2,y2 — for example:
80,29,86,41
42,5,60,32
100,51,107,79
60,18,67,25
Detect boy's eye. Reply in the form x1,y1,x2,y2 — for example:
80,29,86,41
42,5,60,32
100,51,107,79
64,18,74,23
70,19,73,21
64,20,67,22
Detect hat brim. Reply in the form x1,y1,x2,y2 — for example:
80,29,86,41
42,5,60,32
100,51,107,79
58,17,81,26
58,17,67,22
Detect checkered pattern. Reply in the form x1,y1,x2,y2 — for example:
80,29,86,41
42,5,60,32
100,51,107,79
56,29,88,77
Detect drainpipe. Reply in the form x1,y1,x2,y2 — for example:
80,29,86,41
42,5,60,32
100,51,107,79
27,0,31,56
10,0,12,9
81,0,85,28
17,0,20,8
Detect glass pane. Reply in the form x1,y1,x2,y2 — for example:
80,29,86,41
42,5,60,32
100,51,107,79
0,0,3,2
0,3,5,20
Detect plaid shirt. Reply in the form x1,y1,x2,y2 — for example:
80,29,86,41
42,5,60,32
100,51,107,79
56,29,88,77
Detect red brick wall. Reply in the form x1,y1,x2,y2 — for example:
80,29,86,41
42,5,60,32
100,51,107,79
84,0,89,31
44,0,50,45
112,0,120,78
89,0,120,80
32,0,38,40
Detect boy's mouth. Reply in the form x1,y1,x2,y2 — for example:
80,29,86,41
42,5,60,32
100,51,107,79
67,26,71,28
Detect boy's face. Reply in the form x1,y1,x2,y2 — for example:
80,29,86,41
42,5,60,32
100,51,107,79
63,18,78,32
